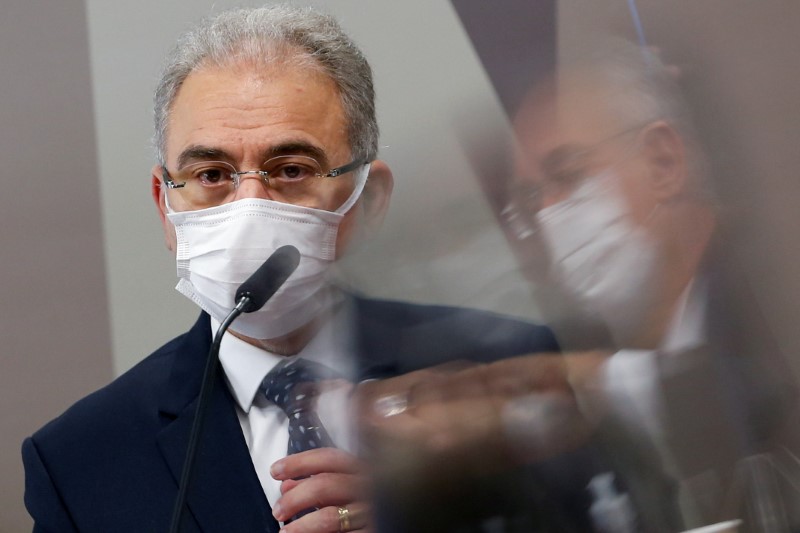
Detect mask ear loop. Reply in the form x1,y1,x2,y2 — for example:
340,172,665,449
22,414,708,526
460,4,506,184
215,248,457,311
334,163,371,215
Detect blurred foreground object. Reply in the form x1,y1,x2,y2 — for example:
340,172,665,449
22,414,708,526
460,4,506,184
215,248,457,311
368,34,800,532
499,39,800,530
358,352,631,532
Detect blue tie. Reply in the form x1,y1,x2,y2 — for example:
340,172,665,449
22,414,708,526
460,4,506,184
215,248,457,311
260,358,339,522
260,358,336,455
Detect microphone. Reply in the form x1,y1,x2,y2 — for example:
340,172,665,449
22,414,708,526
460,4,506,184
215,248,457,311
236,245,301,313
169,245,301,533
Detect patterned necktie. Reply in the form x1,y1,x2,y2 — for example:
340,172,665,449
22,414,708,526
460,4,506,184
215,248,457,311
260,358,336,454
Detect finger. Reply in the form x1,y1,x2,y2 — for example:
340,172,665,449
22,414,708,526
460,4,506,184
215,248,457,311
357,363,471,410
398,354,572,406
273,473,361,523
271,448,363,480
489,354,571,393
502,391,593,461
411,397,505,454
280,502,371,533
315,378,354,395
404,367,486,406
403,360,481,405
355,368,439,408
562,351,610,388
360,404,443,451
280,478,303,495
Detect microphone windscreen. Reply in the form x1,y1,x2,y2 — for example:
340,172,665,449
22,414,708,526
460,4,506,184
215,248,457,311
235,245,301,313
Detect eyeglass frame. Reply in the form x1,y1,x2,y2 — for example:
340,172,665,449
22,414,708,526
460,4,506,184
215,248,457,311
500,119,659,239
509,119,658,209
160,155,369,190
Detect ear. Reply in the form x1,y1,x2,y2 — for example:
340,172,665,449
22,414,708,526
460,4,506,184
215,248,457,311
360,159,393,230
639,121,687,201
151,164,176,252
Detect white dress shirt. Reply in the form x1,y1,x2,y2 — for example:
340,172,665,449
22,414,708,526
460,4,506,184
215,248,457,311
214,302,358,508
600,279,708,468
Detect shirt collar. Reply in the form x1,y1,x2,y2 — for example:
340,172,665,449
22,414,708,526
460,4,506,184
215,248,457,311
661,277,707,355
215,299,356,414
216,321,283,414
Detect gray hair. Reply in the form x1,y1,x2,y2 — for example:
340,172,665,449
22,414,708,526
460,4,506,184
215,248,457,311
568,38,712,200
153,4,378,164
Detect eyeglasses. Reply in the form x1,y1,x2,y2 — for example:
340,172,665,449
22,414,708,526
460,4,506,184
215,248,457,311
161,155,367,210
500,121,654,239
509,120,653,211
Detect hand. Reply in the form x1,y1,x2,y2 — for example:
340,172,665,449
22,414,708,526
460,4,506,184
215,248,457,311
352,353,610,532
271,448,372,532
358,352,609,471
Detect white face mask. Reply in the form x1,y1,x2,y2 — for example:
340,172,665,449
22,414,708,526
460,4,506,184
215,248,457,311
535,170,659,345
165,164,369,340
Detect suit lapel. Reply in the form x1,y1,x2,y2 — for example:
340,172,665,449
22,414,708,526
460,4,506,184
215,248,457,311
157,313,279,532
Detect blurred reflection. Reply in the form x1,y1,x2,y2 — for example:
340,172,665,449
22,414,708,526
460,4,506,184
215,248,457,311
506,40,800,531
357,40,800,532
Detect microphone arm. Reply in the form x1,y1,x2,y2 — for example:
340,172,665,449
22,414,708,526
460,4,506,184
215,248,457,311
168,245,300,533
167,298,248,533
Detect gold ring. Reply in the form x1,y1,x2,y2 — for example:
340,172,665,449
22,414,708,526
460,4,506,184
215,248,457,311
337,506,351,531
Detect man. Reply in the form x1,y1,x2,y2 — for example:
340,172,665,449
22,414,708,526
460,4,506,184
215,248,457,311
22,5,560,532
504,42,800,529
362,41,800,532
358,44,710,532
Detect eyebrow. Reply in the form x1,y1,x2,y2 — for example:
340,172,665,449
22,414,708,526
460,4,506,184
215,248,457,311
264,142,329,168
540,144,589,176
176,146,235,169
176,141,331,170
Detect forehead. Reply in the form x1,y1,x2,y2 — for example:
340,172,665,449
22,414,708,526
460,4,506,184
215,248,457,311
165,62,348,164
513,72,628,162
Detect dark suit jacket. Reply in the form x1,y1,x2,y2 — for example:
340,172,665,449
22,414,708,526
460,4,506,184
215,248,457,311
651,234,800,529
23,298,560,532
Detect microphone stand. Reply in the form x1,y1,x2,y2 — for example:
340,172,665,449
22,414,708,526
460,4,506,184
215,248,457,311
166,244,299,532
168,297,249,533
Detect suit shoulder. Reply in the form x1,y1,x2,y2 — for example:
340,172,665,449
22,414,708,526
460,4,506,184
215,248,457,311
29,331,187,446
352,296,559,372
355,296,553,335
354,296,543,328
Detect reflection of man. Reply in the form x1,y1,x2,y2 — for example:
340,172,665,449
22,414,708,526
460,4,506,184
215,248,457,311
511,53,712,351
506,43,800,528
22,5,560,532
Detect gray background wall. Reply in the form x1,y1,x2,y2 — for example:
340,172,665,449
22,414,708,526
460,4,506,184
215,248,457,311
2,1,798,531
1,1,113,530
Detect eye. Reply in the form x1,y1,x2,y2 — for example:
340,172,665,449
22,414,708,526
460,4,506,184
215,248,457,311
541,148,590,191
269,160,319,182
190,165,233,186
549,166,586,188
